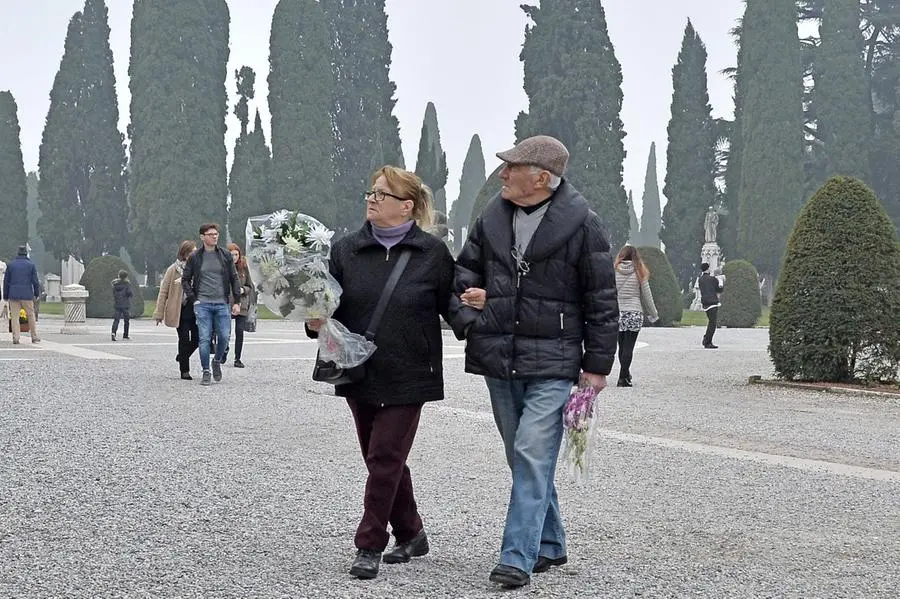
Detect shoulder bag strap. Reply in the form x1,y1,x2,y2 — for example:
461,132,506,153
364,248,412,341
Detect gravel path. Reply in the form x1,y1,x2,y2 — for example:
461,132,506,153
1,321,897,598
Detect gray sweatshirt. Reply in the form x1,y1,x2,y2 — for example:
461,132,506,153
615,261,659,322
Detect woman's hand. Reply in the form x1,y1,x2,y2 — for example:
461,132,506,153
306,319,325,332
460,287,486,310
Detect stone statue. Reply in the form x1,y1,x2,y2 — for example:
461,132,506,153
704,206,719,244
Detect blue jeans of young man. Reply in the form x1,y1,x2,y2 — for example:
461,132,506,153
484,377,574,574
194,302,232,371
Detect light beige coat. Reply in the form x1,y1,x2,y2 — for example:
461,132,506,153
153,262,184,328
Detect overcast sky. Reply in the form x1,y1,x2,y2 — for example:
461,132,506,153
0,0,743,218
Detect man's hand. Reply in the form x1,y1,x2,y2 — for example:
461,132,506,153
306,319,325,332
580,372,607,392
460,287,486,310
232,303,240,316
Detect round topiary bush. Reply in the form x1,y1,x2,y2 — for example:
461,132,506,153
718,260,762,328
637,246,683,326
769,176,900,383
80,255,145,319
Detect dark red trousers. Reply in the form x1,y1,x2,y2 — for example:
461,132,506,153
347,399,424,551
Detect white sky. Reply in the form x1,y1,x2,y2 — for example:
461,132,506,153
0,0,743,218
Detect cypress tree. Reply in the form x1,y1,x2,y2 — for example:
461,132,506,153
639,142,661,249
815,0,871,182
627,190,640,245
449,134,485,252
0,92,28,260
37,0,128,264
721,24,744,260
516,1,629,248
737,0,805,278
128,0,230,275
268,0,334,225
414,102,449,214
230,111,272,248
326,0,405,233
661,20,717,289
25,171,54,274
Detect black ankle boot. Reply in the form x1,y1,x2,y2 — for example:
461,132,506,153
383,530,429,564
349,549,381,579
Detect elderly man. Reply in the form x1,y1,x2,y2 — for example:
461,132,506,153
449,135,618,587
3,246,42,344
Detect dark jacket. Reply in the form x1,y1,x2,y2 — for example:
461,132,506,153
312,222,455,406
181,245,241,306
112,279,133,311
698,272,724,308
449,180,619,380
3,256,41,301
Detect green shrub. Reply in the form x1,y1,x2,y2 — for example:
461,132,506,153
80,256,145,319
637,246,683,326
769,176,900,383
719,260,761,328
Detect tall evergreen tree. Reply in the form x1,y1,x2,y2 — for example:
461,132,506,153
449,134,485,251
815,0,872,182
627,190,640,245
230,111,272,248
414,102,449,214
0,91,28,260
515,1,628,247
128,0,229,275
268,0,334,225
661,21,717,288
326,0,405,232
639,142,661,249
737,0,805,277
37,0,128,264
721,23,744,259
25,172,55,274
234,66,255,138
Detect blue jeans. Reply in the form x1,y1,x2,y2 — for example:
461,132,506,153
194,302,232,370
484,377,574,574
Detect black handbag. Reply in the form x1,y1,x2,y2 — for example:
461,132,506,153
312,249,412,386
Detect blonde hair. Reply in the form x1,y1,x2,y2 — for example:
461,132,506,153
371,165,435,231
615,245,650,281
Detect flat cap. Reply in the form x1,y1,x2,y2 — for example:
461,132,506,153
496,135,569,177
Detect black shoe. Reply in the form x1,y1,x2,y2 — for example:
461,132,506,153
111,334,116,341
212,360,222,381
617,378,632,387
201,370,212,386
122,336,130,340
703,343,719,349
489,564,530,587
180,372,192,380
234,359,245,368
383,530,429,564
349,549,381,579
533,555,568,573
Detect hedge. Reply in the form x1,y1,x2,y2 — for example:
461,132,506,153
719,260,761,328
637,246,683,326
80,256,144,318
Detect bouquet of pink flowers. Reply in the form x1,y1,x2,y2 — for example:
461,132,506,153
561,383,600,483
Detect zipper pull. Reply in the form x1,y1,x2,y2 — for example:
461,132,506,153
560,312,564,329
385,247,390,262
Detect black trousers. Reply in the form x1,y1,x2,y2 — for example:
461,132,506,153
112,309,129,337
177,312,199,373
617,330,640,380
703,307,719,345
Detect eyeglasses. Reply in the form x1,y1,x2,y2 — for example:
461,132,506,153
364,190,409,203
202,232,219,237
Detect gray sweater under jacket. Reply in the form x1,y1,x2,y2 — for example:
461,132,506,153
614,261,659,322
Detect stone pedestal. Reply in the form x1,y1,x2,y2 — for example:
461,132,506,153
45,274,62,302
60,284,89,334
690,242,724,311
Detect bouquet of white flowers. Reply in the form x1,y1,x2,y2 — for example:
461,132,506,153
246,211,375,368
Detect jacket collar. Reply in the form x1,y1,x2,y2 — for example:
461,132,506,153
348,221,433,253
480,179,590,264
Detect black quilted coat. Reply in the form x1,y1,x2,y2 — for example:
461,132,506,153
449,180,619,380
316,222,455,406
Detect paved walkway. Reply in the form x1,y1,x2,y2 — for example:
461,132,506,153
1,320,897,597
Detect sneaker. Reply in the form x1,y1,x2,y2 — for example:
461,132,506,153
234,359,245,368
201,370,212,386
111,334,117,341
349,549,381,579
212,360,222,382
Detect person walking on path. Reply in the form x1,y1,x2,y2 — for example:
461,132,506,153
614,245,659,387
698,262,724,349
221,242,254,368
449,135,619,588
111,270,133,341
153,240,200,379
3,246,42,345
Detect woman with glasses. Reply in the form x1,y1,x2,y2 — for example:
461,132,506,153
306,166,455,580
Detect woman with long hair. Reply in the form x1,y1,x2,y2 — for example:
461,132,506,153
153,240,199,379
614,245,659,387
223,242,254,368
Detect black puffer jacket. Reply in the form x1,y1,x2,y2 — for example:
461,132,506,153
449,180,618,379
318,222,455,406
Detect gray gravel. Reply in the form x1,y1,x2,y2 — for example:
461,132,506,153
0,320,898,598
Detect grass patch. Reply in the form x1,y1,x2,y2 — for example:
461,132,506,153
680,308,770,327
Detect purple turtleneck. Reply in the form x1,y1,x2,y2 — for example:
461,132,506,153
372,220,414,249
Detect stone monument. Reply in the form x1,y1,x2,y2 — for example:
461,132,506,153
60,284,90,334
690,206,724,311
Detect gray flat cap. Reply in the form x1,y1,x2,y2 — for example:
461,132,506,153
496,135,569,177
